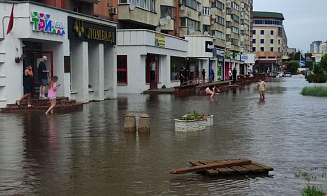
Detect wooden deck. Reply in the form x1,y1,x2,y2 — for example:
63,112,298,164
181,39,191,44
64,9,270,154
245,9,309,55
170,159,273,176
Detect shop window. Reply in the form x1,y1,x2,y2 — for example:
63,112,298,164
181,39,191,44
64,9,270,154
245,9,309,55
117,56,127,84
171,57,185,80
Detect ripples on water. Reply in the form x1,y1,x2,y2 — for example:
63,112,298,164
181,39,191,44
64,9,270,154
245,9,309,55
1,76,327,195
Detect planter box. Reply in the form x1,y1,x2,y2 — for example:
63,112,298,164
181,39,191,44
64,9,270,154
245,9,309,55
174,115,213,132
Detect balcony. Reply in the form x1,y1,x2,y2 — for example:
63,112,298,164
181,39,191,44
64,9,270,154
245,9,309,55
118,4,158,27
79,0,100,3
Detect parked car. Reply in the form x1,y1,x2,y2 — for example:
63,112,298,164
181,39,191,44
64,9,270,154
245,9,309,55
284,72,292,77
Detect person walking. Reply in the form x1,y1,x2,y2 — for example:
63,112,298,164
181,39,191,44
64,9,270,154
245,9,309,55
202,69,206,83
257,79,266,100
45,76,59,115
210,68,215,83
38,56,50,99
180,67,186,86
228,68,233,84
16,65,34,107
232,67,237,84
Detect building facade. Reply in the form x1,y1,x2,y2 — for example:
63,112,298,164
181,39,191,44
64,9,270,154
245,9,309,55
310,41,322,54
252,11,285,75
0,1,117,108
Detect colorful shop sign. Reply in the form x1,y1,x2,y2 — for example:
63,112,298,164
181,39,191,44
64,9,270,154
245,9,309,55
30,11,65,35
155,33,165,48
68,17,116,45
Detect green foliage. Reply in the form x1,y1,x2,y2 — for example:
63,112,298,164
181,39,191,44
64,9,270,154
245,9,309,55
306,62,314,70
306,64,327,83
320,54,327,70
302,186,326,196
179,111,210,121
288,60,300,75
301,86,327,97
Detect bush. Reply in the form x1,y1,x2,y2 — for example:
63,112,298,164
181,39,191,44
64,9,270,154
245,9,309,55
288,60,300,75
301,86,327,96
302,185,326,196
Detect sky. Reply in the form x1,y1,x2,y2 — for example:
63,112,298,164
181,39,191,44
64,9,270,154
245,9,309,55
254,0,327,53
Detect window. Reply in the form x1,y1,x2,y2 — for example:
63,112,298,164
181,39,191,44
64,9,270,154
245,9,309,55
203,7,210,16
117,56,127,84
215,15,225,26
187,18,201,31
232,26,239,34
253,30,256,34
212,0,224,10
261,30,264,35
260,47,264,51
270,47,274,52
253,20,283,26
182,0,200,11
278,27,283,36
232,2,240,11
252,47,256,52
226,21,231,28
270,39,274,44
121,0,156,12
160,6,174,18
278,47,281,52
260,39,264,44
212,30,225,39
244,13,249,20
171,57,185,80
180,18,186,27
271,30,274,35
244,24,249,30
252,39,256,43
231,38,238,46
232,14,239,23
278,39,281,45
203,25,211,33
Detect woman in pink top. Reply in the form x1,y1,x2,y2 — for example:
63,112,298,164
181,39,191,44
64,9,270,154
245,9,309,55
45,76,59,114
205,85,220,99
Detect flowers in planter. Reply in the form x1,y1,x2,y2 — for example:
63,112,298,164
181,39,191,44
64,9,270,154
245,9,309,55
179,111,210,121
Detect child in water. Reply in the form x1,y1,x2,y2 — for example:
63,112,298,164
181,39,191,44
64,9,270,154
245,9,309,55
205,85,220,99
45,76,60,115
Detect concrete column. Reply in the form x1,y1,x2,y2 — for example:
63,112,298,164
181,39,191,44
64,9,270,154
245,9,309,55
71,41,89,103
104,45,117,99
88,43,104,101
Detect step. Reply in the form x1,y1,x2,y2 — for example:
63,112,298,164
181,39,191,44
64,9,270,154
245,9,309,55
6,100,77,108
0,103,83,113
19,97,69,105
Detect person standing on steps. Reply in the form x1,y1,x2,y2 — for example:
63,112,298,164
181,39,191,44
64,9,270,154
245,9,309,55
210,68,215,83
228,68,233,84
257,79,266,100
16,65,33,107
232,67,237,84
180,67,186,86
45,76,59,115
38,56,50,99
202,69,206,83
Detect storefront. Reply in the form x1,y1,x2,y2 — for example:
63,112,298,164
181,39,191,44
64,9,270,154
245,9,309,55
240,53,256,75
0,2,117,107
117,30,188,93
213,48,224,81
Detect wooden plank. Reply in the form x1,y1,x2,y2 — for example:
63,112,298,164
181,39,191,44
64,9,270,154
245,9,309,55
189,161,204,166
251,161,274,171
230,166,250,174
217,167,236,174
241,164,266,173
199,160,220,176
170,159,251,174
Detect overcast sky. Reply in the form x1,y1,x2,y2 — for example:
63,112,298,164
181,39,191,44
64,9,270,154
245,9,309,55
254,0,327,53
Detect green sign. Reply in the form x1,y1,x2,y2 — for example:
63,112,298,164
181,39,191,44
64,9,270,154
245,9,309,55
225,53,237,57
217,65,221,78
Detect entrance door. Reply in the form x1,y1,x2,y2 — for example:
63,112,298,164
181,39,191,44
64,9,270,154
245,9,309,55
146,58,159,90
188,62,197,80
31,52,53,97
225,61,231,80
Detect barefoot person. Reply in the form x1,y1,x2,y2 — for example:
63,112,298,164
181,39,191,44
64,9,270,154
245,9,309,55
205,85,220,99
257,79,266,100
17,65,34,107
45,76,59,114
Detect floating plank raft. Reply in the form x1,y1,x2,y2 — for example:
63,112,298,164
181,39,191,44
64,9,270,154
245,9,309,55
170,159,273,176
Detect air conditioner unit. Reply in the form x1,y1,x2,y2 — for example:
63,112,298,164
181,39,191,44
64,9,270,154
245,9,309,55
178,0,183,5
110,7,117,15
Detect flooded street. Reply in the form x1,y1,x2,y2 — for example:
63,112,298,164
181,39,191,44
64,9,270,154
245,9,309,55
1,75,327,195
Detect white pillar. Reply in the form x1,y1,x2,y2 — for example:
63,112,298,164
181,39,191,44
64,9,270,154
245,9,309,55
88,43,104,101
71,41,89,103
104,45,117,99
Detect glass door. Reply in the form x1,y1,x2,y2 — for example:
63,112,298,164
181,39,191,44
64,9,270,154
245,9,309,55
146,54,159,90
31,52,53,97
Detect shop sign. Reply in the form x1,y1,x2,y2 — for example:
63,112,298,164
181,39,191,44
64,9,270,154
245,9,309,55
205,41,214,52
241,55,248,61
213,48,224,62
68,17,116,45
30,11,65,35
155,33,165,47
305,53,315,62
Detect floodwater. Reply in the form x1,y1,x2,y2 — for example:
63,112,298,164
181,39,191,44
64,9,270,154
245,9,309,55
1,75,327,196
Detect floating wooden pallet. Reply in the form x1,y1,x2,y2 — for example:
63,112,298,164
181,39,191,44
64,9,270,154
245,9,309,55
170,159,273,176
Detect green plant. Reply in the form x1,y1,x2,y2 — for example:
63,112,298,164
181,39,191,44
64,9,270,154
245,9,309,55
179,111,209,121
288,60,300,75
301,86,327,97
295,170,327,196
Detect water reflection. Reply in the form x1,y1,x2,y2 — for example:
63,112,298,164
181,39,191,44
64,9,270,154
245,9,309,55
1,76,327,195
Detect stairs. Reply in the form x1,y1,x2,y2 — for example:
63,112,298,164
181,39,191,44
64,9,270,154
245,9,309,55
0,97,83,113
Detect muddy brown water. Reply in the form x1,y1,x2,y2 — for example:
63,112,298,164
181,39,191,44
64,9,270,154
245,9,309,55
1,75,327,195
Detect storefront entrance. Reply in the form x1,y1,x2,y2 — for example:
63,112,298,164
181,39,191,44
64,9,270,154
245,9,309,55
146,54,159,90
23,42,53,97
225,60,231,80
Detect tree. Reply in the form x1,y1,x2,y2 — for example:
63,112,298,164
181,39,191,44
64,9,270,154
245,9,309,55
287,60,300,75
320,54,327,70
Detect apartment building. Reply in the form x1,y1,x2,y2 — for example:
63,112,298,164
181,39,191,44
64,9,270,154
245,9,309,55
252,11,285,75
310,41,322,54
116,0,253,93
0,0,117,107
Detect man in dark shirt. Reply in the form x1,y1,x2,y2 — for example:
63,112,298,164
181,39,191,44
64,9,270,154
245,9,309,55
180,67,186,86
38,56,49,99
232,67,237,84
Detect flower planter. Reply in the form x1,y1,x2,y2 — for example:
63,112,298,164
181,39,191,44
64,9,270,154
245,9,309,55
174,115,213,132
